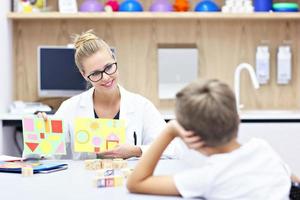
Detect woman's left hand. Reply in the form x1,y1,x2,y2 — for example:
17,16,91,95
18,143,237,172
99,144,142,159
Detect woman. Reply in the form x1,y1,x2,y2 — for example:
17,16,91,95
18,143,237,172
41,30,166,160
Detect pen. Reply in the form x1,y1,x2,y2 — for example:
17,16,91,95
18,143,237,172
133,131,137,146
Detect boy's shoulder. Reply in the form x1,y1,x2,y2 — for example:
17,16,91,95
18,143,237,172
242,138,273,152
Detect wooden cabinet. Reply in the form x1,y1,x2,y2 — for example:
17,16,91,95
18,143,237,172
7,0,300,111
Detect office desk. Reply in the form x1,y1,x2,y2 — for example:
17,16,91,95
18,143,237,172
1,113,300,175
0,159,192,200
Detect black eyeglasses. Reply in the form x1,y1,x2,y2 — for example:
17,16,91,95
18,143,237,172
87,62,118,82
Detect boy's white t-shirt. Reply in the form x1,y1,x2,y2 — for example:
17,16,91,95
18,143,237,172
174,138,291,200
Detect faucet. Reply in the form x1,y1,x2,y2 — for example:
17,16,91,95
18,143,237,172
234,63,260,111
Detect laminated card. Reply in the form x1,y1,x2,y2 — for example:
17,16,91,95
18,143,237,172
22,117,66,156
74,118,126,153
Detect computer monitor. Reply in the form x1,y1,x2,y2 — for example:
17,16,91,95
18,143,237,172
38,46,87,97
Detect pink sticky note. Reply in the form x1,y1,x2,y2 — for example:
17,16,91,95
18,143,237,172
24,118,34,132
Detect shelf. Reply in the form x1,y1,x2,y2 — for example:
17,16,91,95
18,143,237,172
7,12,300,20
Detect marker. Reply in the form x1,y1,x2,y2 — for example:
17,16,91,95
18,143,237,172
133,131,137,146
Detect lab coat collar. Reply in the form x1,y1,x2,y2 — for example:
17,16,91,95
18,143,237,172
78,85,135,117
119,85,135,118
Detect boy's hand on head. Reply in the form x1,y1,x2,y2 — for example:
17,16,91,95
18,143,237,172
167,120,205,151
180,131,205,151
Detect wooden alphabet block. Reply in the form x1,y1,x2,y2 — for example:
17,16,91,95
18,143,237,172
94,176,124,188
93,177,106,188
105,177,114,187
114,176,124,186
112,158,128,169
85,159,102,170
102,159,113,169
21,166,33,177
97,169,114,177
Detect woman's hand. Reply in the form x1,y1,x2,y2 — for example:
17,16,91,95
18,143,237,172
37,112,48,121
99,144,142,159
167,120,205,151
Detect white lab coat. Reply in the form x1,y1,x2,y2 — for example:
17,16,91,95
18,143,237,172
54,85,166,160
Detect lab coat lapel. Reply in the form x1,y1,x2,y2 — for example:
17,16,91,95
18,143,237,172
119,85,135,120
77,86,135,119
78,87,95,118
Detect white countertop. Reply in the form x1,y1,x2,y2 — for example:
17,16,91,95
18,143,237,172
2,110,300,121
160,110,300,120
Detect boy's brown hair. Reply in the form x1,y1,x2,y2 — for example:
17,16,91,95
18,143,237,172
175,79,240,147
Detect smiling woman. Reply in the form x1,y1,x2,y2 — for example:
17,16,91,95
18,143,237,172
40,30,167,160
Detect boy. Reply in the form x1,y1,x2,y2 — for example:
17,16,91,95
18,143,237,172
127,79,291,199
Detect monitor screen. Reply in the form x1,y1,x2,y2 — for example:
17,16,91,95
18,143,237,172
38,46,87,97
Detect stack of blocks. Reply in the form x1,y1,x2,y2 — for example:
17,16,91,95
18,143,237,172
84,158,131,188
93,169,124,188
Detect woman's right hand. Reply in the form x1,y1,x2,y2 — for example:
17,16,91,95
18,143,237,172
37,112,48,121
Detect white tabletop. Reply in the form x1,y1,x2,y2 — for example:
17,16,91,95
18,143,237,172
0,159,192,200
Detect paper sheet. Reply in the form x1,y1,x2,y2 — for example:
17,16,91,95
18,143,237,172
22,117,66,156
74,118,126,153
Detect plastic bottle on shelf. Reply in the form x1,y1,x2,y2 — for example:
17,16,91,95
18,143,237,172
277,46,292,85
256,46,270,84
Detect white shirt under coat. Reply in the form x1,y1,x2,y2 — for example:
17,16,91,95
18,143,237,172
54,85,166,160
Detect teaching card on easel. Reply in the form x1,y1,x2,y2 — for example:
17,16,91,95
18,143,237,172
22,117,66,156
74,118,126,153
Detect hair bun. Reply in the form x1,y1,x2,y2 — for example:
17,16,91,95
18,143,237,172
73,30,98,50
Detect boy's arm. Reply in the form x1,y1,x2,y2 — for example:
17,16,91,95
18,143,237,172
126,121,181,196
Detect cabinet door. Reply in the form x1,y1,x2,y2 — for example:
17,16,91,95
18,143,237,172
239,123,300,175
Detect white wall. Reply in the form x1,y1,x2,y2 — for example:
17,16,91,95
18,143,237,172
0,2,12,113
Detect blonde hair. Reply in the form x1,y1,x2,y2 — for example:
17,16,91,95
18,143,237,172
73,30,114,71
175,79,239,147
